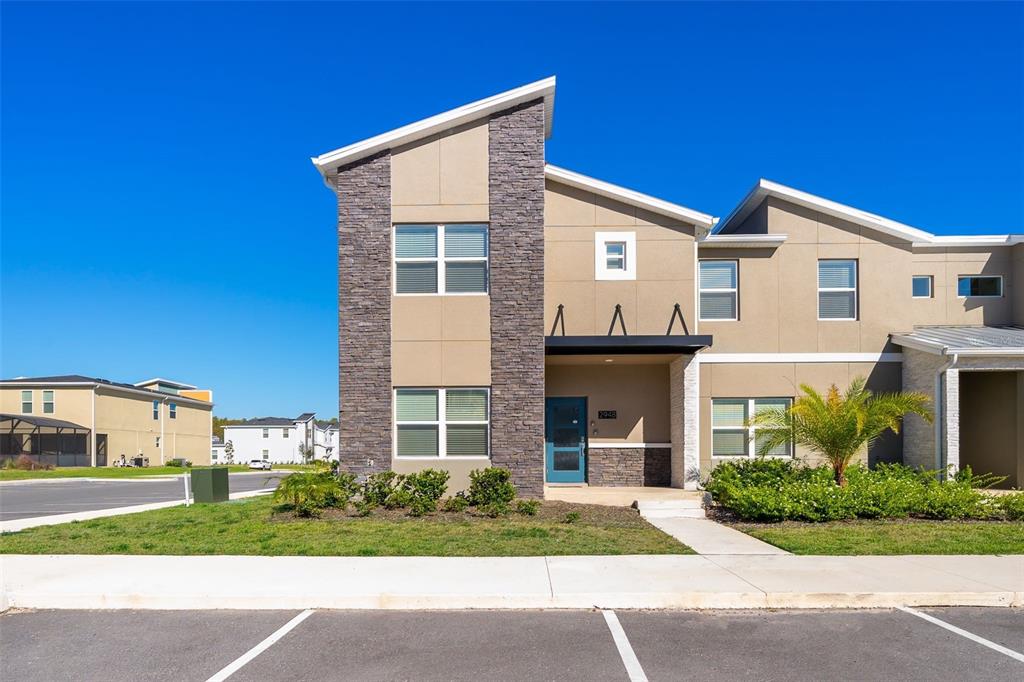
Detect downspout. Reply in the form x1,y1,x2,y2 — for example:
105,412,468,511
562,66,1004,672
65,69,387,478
160,396,167,465
934,351,958,476
90,387,97,467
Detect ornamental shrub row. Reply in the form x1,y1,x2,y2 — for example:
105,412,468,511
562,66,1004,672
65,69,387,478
706,459,1023,523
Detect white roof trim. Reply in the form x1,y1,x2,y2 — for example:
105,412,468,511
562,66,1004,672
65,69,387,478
889,334,1024,357
312,77,556,186
698,233,787,249
134,378,197,389
716,179,1022,247
544,165,716,228
912,235,1024,248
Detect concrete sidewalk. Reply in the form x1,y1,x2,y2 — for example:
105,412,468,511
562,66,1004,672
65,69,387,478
2,553,1020,611
646,517,790,555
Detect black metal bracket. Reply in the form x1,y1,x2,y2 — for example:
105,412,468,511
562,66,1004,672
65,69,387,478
607,304,628,336
550,304,566,336
666,302,690,335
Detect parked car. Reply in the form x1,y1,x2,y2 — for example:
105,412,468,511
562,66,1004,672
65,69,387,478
248,459,272,470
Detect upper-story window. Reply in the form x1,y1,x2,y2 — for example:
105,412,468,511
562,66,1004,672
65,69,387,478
21,390,32,414
152,399,159,420
42,390,55,414
262,428,269,439
818,259,858,320
957,275,1002,298
912,275,933,299
169,402,176,419
282,429,289,438
699,260,738,321
595,232,636,281
394,224,488,295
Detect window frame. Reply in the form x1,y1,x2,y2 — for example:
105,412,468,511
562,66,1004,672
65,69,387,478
594,232,637,281
152,400,159,420
911,275,933,299
41,390,55,414
282,428,289,438
393,224,489,296
956,275,1003,299
262,428,269,439
817,259,859,321
711,397,793,459
393,387,491,460
169,402,176,419
699,259,739,322
21,390,32,414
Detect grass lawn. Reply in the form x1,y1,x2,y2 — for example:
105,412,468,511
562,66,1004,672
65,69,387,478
0,465,250,481
732,519,1024,555
0,495,691,557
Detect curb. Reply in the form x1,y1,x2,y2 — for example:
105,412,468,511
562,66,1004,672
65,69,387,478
0,489,276,533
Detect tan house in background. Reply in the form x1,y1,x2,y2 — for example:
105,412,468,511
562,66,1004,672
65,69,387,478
1,376,213,466
313,77,1024,495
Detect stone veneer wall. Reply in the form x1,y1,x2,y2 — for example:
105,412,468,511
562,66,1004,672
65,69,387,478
588,448,671,487
670,355,700,489
488,99,546,498
337,151,392,476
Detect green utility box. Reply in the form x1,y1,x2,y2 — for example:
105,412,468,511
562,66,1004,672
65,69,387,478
191,467,229,503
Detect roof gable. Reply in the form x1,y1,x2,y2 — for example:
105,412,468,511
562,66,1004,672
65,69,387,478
312,77,555,187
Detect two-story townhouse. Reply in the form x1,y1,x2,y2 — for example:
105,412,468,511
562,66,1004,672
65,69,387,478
222,413,319,465
313,77,1023,495
0,375,214,466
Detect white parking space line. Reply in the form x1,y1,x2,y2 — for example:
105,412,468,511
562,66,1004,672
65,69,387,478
896,606,1024,663
205,609,315,682
602,610,649,682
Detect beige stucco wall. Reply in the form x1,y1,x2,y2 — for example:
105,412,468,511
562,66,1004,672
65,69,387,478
392,457,488,497
698,360,902,476
544,180,699,337
391,121,488,223
1012,243,1024,325
95,389,211,465
958,370,1021,488
390,120,491,391
545,362,671,444
910,246,1017,327
0,386,93,428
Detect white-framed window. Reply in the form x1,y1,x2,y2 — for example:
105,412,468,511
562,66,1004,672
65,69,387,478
262,428,269,438
394,387,490,458
957,275,1002,298
912,275,933,299
262,450,269,460
595,232,636,280
818,259,858,320
42,390,55,414
212,450,218,460
712,398,793,458
169,402,176,419
152,400,159,420
282,429,289,438
393,224,488,295
699,260,738,321
21,390,32,414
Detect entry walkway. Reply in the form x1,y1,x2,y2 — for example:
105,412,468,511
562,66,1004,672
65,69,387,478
646,517,789,555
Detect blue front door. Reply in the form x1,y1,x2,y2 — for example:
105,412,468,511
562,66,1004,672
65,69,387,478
545,397,587,483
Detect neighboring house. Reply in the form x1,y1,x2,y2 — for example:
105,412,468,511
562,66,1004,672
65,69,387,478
314,422,339,461
211,436,228,464
222,413,322,464
312,77,1024,495
0,376,214,466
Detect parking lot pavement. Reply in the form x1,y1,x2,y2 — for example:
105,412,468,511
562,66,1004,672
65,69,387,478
0,472,287,520
2,608,1021,682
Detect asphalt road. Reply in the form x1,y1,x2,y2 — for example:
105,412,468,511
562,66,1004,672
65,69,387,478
1,608,1021,681
0,472,288,520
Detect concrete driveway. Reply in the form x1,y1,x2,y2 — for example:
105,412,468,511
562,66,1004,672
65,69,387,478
1,608,1021,681
0,472,288,521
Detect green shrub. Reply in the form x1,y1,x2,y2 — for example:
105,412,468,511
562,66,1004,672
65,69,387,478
515,499,540,516
383,486,412,510
953,465,1007,490
915,480,996,520
997,493,1024,521
468,467,517,507
481,501,511,518
362,471,401,507
563,511,581,524
273,471,350,518
402,469,450,514
442,494,470,513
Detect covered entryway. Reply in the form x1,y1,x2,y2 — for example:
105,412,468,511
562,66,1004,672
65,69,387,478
544,334,710,489
892,326,1024,489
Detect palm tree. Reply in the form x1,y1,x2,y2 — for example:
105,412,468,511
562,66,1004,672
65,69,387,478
749,377,932,486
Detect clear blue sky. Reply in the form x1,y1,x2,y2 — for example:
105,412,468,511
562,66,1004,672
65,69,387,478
2,2,1022,418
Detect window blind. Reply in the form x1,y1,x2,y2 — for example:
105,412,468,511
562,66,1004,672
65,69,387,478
395,262,438,294
446,425,487,457
818,291,856,319
445,262,487,293
700,261,737,289
397,425,439,456
712,400,747,427
818,260,856,289
445,389,487,421
444,225,487,258
700,292,736,320
395,389,438,422
395,226,437,258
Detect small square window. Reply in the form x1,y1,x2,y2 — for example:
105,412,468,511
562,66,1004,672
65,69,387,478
912,276,933,298
605,242,626,270
595,232,636,280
